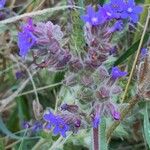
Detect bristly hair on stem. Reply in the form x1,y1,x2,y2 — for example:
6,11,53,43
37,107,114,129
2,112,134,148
93,127,99,150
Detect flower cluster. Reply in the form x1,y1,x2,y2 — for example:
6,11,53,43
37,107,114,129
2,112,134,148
18,19,71,71
18,19,36,58
43,108,82,137
18,0,142,138
91,66,127,128
81,0,143,25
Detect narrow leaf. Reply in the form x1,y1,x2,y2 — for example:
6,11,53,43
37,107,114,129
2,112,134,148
114,33,149,66
0,116,22,140
143,103,150,148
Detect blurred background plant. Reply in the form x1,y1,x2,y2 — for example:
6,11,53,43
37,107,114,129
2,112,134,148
0,0,150,150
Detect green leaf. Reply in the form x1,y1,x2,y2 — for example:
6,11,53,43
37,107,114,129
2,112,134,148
99,118,107,150
0,138,5,150
143,103,150,148
17,97,30,129
0,116,22,140
0,116,35,140
99,0,106,5
114,33,149,66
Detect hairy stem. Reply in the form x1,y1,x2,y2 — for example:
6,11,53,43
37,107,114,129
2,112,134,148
93,127,99,150
106,95,139,142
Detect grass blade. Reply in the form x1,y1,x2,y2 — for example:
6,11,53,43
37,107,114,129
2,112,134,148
114,33,149,66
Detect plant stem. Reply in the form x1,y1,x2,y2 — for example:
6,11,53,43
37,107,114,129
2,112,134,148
106,95,139,142
0,5,84,25
93,127,99,150
121,8,150,103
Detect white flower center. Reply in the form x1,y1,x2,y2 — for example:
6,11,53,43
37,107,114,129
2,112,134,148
107,12,112,16
91,17,98,23
128,7,133,13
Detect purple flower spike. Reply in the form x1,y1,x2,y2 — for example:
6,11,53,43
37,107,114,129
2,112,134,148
18,28,36,58
121,0,143,23
81,5,106,26
111,66,127,79
112,111,120,120
0,0,6,8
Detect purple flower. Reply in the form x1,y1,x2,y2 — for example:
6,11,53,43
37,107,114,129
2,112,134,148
43,111,69,137
25,18,35,31
106,102,120,120
81,5,106,26
92,105,101,128
109,0,125,12
0,0,6,8
140,48,148,59
43,111,57,125
32,121,42,132
22,121,31,129
103,4,120,19
121,0,143,23
53,116,69,137
15,71,23,79
18,28,36,58
111,66,127,79
109,21,124,32
92,113,100,128
114,21,123,31
112,111,120,120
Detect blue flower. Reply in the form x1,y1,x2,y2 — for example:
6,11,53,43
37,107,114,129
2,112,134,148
43,111,69,137
121,0,143,23
22,121,30,129
18,28,36,58
113,21,123,31
81,5,106,26
92,113,100,128
53,116,69,137
109,0,125,12
43,111,57,124
112,111,120,120
32,121,42,132
103,4,120,19
140,48,148,59
111,66,127,79
109,21,124,33
25,18,35,32
0,0,6,8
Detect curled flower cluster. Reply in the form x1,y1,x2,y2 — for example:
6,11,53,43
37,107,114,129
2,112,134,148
18,19,72,71
18,0,142,138
43,106,82,137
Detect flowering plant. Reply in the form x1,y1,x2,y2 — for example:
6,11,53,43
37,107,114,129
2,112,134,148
1,0,149,149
